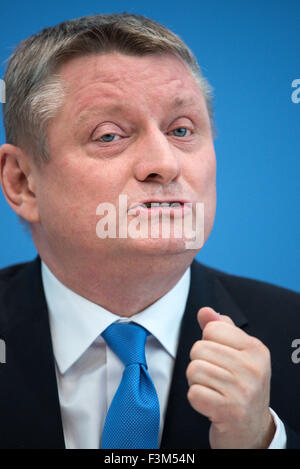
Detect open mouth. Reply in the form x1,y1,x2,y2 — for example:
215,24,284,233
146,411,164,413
127,201,192,218
126,200,193,218
140,202,183,208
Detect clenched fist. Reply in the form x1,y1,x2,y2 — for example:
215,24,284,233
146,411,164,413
186,307,276,449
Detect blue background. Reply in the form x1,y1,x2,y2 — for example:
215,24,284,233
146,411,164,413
0,0,299,292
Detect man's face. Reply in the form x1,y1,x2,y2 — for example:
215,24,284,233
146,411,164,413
31,52,216,263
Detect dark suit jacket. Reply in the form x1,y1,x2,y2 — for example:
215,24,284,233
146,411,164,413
0,256,299,449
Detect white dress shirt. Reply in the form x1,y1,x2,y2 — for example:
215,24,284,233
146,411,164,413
41,261,286,449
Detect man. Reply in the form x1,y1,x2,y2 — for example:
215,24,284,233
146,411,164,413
0,13,299,449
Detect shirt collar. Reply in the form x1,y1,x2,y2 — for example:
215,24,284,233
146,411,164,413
41,261,191,374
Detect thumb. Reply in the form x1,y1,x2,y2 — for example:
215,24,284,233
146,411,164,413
197,306,234,331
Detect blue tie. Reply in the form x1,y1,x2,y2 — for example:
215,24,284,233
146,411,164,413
101,322,160,449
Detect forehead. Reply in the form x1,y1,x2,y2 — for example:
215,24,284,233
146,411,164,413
58,52,206,115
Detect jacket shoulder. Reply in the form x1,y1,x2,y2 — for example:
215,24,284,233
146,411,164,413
0,261,31,283
193,260,300,316
0,258,41,332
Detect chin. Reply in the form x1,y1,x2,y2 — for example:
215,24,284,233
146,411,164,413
124,236,201,257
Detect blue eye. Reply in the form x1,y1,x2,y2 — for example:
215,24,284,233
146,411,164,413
99,133,118,142
172,127,190,137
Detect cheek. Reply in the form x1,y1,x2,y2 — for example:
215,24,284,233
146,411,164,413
202,150,217,207
204,155,217,237
35,160,121,239
190,148,217,238
190,145,216,196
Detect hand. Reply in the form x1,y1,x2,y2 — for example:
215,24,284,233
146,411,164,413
186,307,276,449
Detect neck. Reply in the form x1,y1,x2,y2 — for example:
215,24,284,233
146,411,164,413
39,250,194,317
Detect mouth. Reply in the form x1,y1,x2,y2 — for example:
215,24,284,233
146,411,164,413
140,201,183,208
128,200,192,217
131,199,189,209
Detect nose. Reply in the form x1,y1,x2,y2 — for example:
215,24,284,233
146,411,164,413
133,126,181,185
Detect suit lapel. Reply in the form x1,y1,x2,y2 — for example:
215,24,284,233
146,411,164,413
0,257,65,448
160,260,248,449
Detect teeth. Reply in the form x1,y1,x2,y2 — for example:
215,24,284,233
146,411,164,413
143,202,182,208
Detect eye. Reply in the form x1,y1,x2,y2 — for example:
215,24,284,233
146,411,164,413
171,127,191,138
97,133,121,143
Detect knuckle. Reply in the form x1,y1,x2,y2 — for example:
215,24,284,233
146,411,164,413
245,360,263,379
254,363,269,382
243,341,271,380
187,384,199,406
221,314,234,325
203,320,218,339
238,381,257,403
249,336,267,355
186,360,197,380
262,344,271,365
187,384,213,418
190,340,202,360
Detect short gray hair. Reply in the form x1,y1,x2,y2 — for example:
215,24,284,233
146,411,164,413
2,13,214,167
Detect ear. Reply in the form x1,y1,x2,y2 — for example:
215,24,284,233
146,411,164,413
0,143,40,223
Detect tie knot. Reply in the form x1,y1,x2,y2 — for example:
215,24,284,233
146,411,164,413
102,323,148,367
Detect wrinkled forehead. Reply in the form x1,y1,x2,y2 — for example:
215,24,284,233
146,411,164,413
58,51,199,89
57,52,208,121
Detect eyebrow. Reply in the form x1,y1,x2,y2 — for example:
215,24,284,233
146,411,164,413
75,105,126,127
75,96,200,127
170,96,199,109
